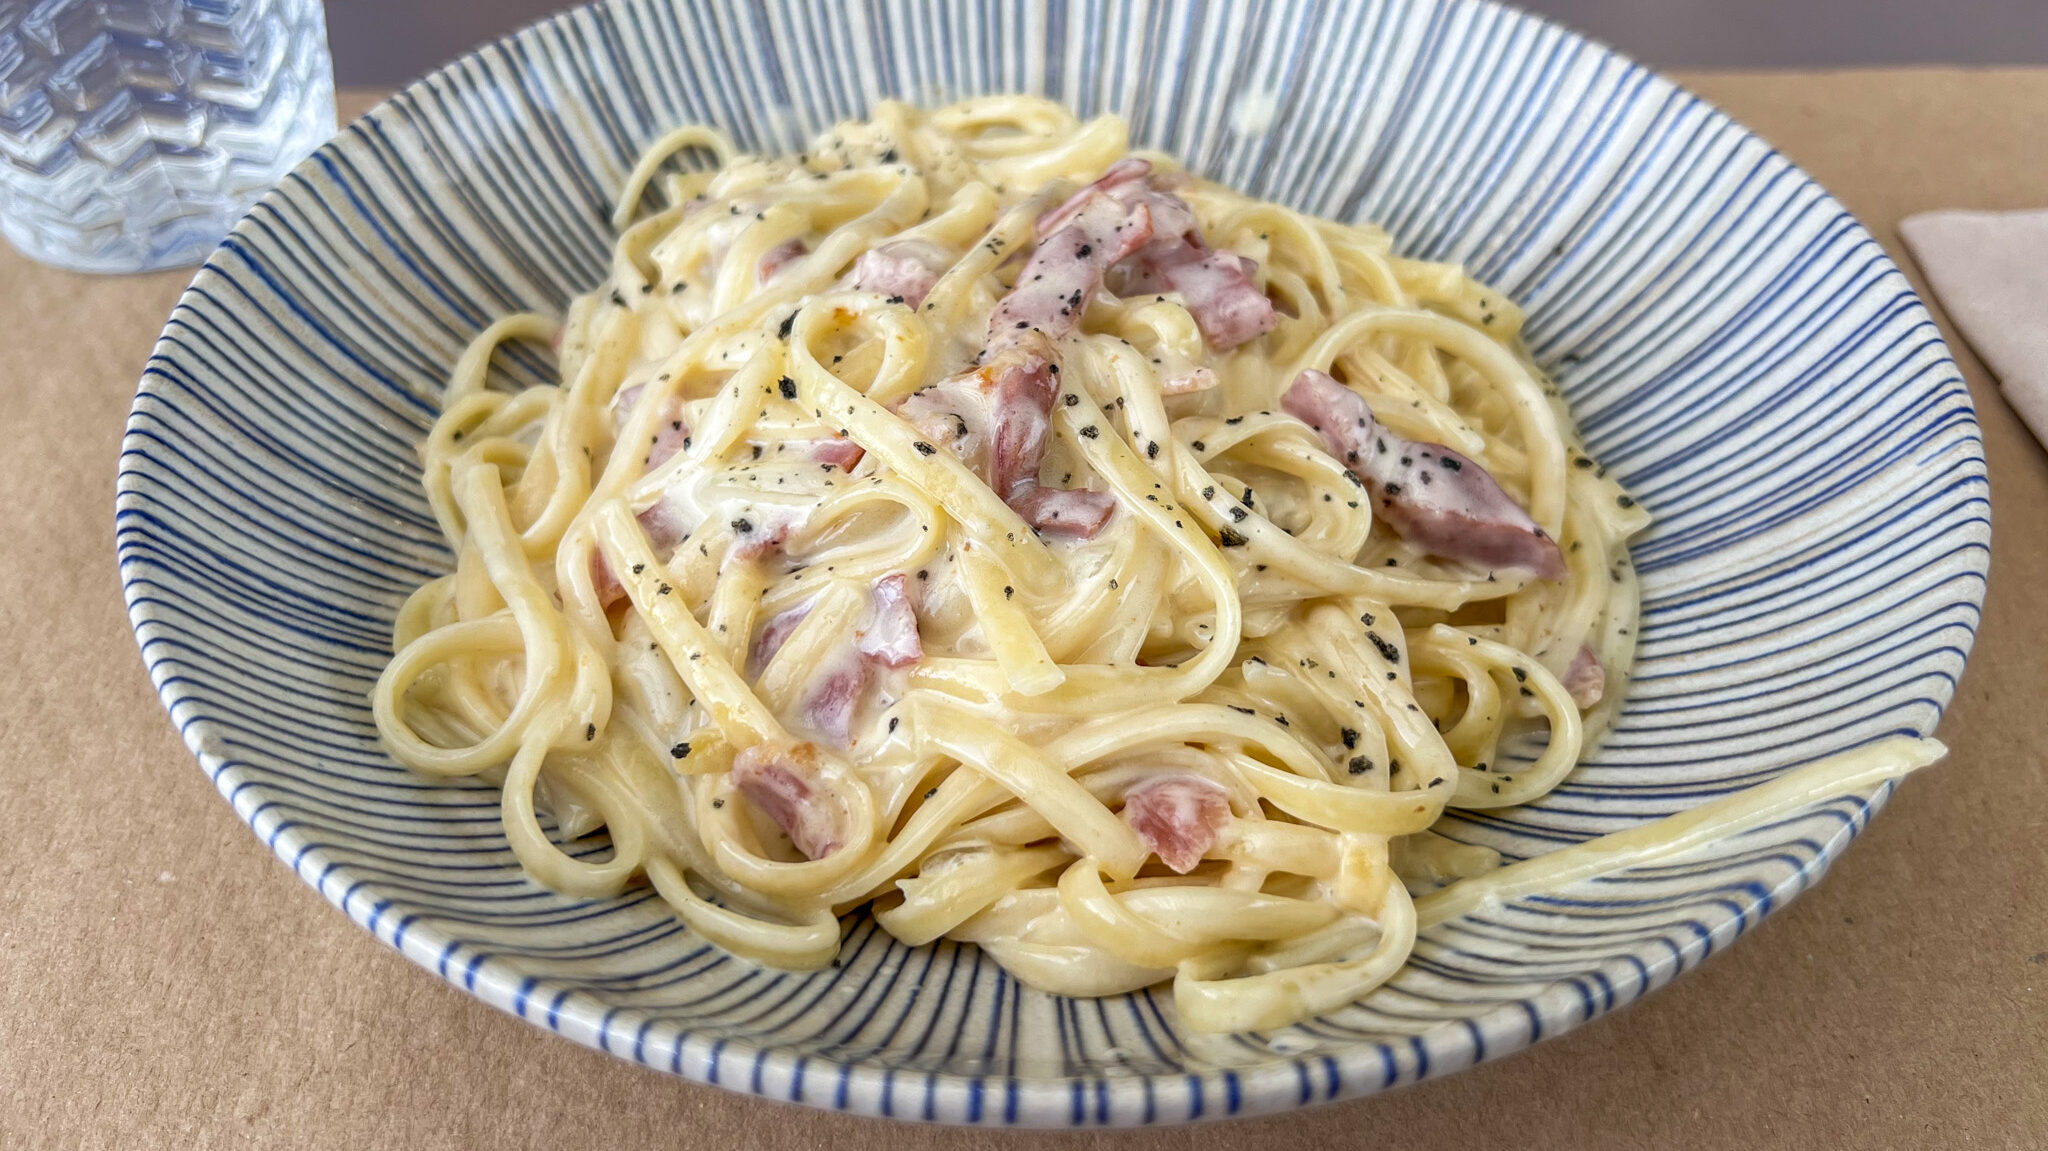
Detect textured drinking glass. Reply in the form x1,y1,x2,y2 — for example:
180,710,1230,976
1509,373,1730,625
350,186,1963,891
0,0,335,273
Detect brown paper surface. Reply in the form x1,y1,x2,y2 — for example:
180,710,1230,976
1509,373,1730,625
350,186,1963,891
2,75,2043,1150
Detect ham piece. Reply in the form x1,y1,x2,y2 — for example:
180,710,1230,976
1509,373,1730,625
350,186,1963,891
1282,368,1566,579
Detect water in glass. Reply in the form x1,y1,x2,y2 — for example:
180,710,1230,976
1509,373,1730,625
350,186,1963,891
0,0,335,273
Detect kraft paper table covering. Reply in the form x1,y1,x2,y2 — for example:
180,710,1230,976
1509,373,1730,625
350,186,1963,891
2,73,2043,1150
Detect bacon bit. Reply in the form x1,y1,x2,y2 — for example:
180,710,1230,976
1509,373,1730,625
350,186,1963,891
1008,482,1116,539
591,551,626,609
852,239,950,308
799,648,870,746
634,494,802,563
986,348,1058,498
758,237,808,282
856,573,922,667
731,516,794,560
990,195,1153,349
732,744,844,859
1122,242,1278,349
900,374,992,476
787,436,866,471
751,603,812,674
1566,645,1606,708
1282,369,1566,579
636,499,692,554
612,382,645,431
613,382,691,469
897,349,1116,535
1035,158,1168,238
1043,158,1275,349
1121,774,1233,874
647,422,691,469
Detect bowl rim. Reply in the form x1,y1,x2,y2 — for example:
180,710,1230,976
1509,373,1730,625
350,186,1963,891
115,0,1987,1127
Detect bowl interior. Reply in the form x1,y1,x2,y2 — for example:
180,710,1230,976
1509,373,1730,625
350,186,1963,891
117,0,1986,1126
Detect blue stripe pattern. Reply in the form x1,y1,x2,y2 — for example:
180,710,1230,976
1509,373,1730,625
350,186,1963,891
115,0,1986,1127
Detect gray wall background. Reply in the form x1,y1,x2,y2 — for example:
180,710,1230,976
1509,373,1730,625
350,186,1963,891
327,0,2048,87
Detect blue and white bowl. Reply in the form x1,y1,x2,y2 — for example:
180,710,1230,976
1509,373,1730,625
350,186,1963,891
116,0,1988,1126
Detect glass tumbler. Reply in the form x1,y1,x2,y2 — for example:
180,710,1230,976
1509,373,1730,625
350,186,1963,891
0,0,335,274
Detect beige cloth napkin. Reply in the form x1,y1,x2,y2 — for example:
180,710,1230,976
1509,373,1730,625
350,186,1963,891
1900,208,2048,445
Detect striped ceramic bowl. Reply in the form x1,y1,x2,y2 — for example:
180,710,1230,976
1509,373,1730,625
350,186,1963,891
116,0,1988,1127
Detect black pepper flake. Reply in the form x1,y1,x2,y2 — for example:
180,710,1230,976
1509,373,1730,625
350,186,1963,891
1428,777,1444,788
1191,440,1206,451
732,517,754,534
657,583,673,595
1146,441,1160,459
1201,486,1216,500
1274,715,1290,727
1063,393,1079,407
1365,631,1400,663
1340,728,1359,749
1617,495,1637,508
1347,756,1373,775
1078,425,1100,439
670,742,690,759
711,798,725,809
631,563,645,575
1003,585,1014,600
916,569,928,580
450,430,464,442
1108,578,1119,589
913,441,937,455
1384,481,1403,496
1227,705,1255,715
1519,686,1534,697
1511,666,1527,682
777,310,798,339
778,376,798,399
1076,243,1092,257
1228,505,1248,522
584,723,596,741
888,716,900,733
1225,416,1243,425
924,787,937,799
1217,528,1249,547
609,288,628,308
1573,456,1594,470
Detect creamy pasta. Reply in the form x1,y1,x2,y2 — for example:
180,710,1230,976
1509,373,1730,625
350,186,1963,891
373,97,1784,1033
